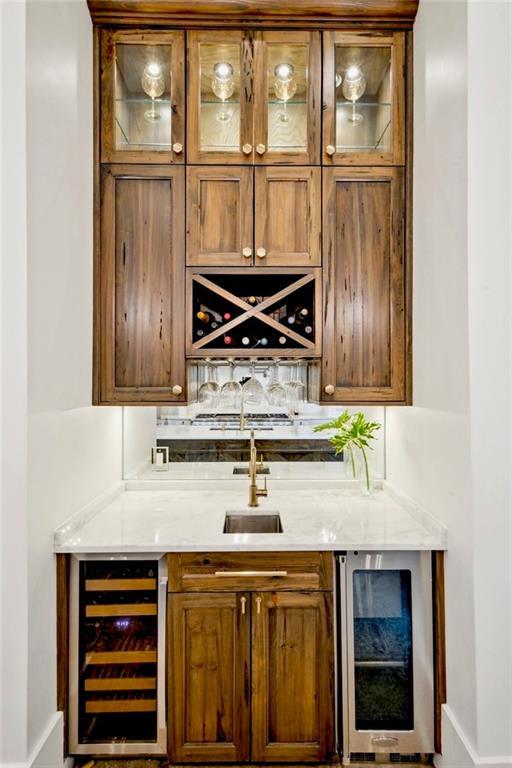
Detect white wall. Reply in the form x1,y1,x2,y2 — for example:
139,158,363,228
0,2,29,764
386,0,512,764
24,1,123,764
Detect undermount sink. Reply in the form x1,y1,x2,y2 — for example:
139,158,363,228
223,512,283,534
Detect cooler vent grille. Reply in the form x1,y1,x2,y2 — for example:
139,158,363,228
389,754,422,763
350,753,377,763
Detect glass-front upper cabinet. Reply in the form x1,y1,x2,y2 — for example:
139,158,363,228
253,32,321,165
322,32,405,165
100,31,185,164
187,31,254,164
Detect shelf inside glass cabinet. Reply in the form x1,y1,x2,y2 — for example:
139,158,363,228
114,43,172,151
336,101,391,151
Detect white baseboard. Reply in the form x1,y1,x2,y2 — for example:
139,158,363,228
435,705,512,768
0,712,64,768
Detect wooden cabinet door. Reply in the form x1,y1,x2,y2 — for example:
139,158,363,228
97,165,185,404
322,31,405,166
100,30,185,164
255,167,321,266
322,167,406,402
187,31,254,165
251,591,334,763
168,592,250,762
186,166,254,266
253,31,321,165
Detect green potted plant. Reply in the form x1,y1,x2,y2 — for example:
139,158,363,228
313,410,381,494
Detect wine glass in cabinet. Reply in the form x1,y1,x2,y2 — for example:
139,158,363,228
100,30,185,163
322,31,405,165
253,31,321,165
187,31,254,164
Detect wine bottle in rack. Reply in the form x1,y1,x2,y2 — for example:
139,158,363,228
304,324,313,335
196,310,211,324
247,296,258,306
223,335,234,346
278,335,288,346
200,304,223,323
223,312,232,322
196,328,205,338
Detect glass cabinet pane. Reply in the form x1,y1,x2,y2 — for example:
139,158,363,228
114,44,172,151
335,45,392,154
199,43,242,153
266,44,308,154
352,569,413,731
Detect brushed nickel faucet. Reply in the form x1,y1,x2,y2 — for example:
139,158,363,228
248,430,268,507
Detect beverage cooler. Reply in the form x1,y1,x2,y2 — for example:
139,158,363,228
336,552,434,761
68,555,168,755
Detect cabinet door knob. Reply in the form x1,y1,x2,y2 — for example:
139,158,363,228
242,247,253,258
256,247,266,259
324,384,335,395
172,142,183,154
325,144,336,156
256,143,266,155
256,596,262,615
172,384,183,396
240,596,247,615
242,143,253,155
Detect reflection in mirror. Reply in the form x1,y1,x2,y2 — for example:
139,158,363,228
122,362,386,481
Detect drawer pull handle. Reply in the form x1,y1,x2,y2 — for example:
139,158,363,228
256,596,262,614
240,596,247,615
214,570,288,578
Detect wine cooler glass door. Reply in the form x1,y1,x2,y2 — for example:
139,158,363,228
69,555,167,755
345,552,434,756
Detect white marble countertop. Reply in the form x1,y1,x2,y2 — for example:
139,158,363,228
54,473,447,553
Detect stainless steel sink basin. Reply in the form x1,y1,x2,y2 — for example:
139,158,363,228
223,512,283,534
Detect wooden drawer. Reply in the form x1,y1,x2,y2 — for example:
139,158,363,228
168,552,333,592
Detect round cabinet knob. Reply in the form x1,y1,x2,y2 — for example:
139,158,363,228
242,247,252,258
324,384,335,395
325,144,336,156
172,384,183,396
172,142,183,154
242,143,253,155
256,247,266,259
256,143,266,155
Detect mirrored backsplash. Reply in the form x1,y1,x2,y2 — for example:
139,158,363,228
123,360,385,481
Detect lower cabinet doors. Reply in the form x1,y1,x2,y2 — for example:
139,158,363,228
168,592,250,762
251,591,334,762
168,590,334,763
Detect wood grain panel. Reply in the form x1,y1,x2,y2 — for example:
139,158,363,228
255,167,320,266
168,592,250,762
322,167,405,402
99,164,185,403
88,1,420,27
85,650,157,665
187,166,253,266
433,551,447,754
168,552,333,592
56,554,69,756
251,591,334,762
